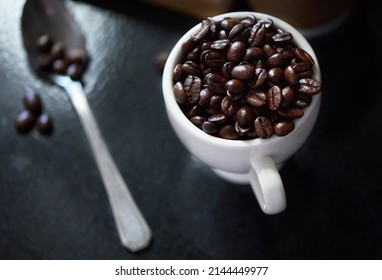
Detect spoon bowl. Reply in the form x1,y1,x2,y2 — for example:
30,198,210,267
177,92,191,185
21,0,152,252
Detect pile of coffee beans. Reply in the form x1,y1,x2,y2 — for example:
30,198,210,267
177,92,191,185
173,15,322,140
15,90,54,135
35,34,86,80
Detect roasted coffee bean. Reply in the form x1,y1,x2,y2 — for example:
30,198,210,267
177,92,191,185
173,82,187,103
201,50,225,68
295,93,312,108
226,79,246,94
278,107,304,119
236,106,254,127
221,96,238,116
257,18,273,29
205,73,227,94
67,63,84,80
182,61,201,75
263,44,277,57
201,41,213,51
281,86,296,107
36,34,53,53
294,48,314,64
226,91,244,102
199,88,213,106
181,38,195,54
190,116,205,127
219,18,240,30
274,121,294,136
296,78,322,95
284,65,297,86
268,68,284,84
255,116,273,138
205,107,221,115
227,41,246,63
246,89,266,107
192,19,210,42
174,63,185,82
235,121,252,136
272,29,293,45
210,95,224,108
231,64,256,80
202,121,218,135
221,62,235,79
187,105,203,118
184,75,202,103
293,62,313,79
218,125,239,140
36,114,54,135
267,86,282,111
248,23,266,46
218,30,228,39
23,90,42,115
211,39,230,51
229,23,250,42
187,47,201,62
208,113,228,124
15,110,36,134
248,68,268,88
267,53,287,68
240,15,257,27
244,47,264,60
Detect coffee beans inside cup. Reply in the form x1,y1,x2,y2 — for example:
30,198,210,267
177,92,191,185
173,15,322,140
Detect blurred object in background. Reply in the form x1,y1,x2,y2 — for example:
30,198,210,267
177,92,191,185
138,0,234,19
247,0,355,38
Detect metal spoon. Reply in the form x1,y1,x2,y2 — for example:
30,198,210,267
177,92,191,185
21,0,152,252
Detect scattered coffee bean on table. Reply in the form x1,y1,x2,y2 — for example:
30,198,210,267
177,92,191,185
15,90,54,136
173,15,322,140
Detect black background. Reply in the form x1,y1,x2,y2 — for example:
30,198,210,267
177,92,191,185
1,0,382,259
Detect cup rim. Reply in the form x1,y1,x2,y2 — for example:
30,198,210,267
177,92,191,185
162,11,321,149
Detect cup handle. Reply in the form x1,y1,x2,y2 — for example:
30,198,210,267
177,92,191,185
249,155,286,214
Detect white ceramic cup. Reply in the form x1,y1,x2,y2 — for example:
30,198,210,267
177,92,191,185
162,12,321,215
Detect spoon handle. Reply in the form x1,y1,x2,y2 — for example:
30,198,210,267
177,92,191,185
59,77,151,252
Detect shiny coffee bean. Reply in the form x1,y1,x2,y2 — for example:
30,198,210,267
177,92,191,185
244,47,263,60
199,88,213,106
295,93,312,108
187,105,203,118
226,79,246,94
183,75,202,103
281,86,296,107
174,82,187,103
229,23,250,42
201,50,225,68
278,107,304,119
208,113,228,124
205,73,227,94
221,96,238,116
210,95,224,108
293,62,313,79
284,65,297,86
15,110,36,134
202,121,218,135
210,39,230,51
235,121,252,136
255,116,273,138
190,116,205,127
267,86,282,111
294,48,315,64
191,19,210,42
173,64,185,82
296,78,322,95
218,125,239,140
248,23,266,46
263,44,277,57
36,114,54,135
248,68,268,88
23,90,42,115
231,64,256,80
182,61,201,75
268,68,284,84
272,29,293,45
267,53,287,68
246,89,266,107
273,121,294,136
227,41,246,62
236,106,254,127
187,47,201,62
219,18,240,30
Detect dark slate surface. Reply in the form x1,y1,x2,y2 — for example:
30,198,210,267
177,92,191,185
1,0,382,259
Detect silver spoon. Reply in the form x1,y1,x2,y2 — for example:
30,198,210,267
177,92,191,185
21,0,152,252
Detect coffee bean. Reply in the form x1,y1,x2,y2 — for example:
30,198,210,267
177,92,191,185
240,15,257,27
187,105,203,118
218,125,239,140
182,61,201,75
173,63,185,82
231,64,256,80
211,39,230,51
202,121,218,135
267,86,282,111
246,89,266,107
294,48,315,64
227,41,246,63
192,19,210,42
278,107,304,119
190,116,205,127
236,106,254,127
229,23,250,42
208,113,228,124
293,62,313,79
219,18,240,30
274,121,295,136
272,29,293,45
263,44,277,57
184,75,202,103
296,78,322,95
181,38,195,54
244,47,264,61
221,96,238,116
281,86,296,107
174,82,187,103
15,110,36,134
36,114,54,135
257,18,273,29
23,90,42,115
222,62,235,79
226,79,246,94
199,88,213,106
205,73,227,94
268,68,284,84
210,95,224,108
248,23,266,46
284,65,297,86
235,121,252,136
295,93,312,108
267,53,287,68
201,50,225,68
248,68,268,88
255,116,273,138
